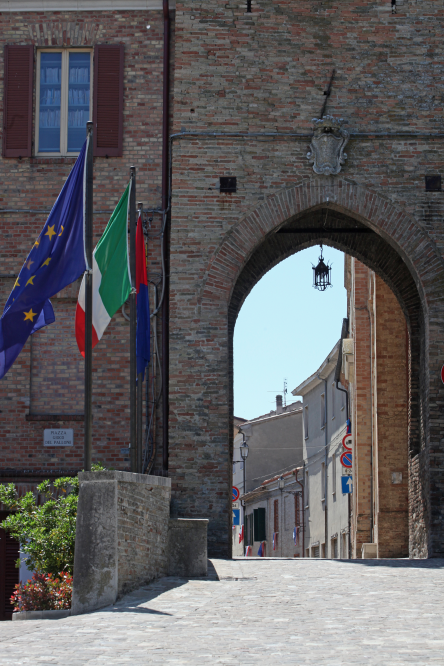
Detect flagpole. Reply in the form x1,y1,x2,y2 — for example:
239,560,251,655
129,167,137,473
84,121,94,472
137,202,144,474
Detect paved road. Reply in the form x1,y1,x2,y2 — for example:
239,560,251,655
1,558,444,665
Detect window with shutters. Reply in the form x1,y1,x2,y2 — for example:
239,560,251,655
3,45,34,158
35,49,92,156
253,507,266,542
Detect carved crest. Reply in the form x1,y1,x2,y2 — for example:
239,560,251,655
307,116,349,176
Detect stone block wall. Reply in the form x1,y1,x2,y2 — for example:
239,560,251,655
72,470,171,615
117,474,171,598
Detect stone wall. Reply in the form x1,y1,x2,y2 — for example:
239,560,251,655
72,471,171,615
116,474,171,597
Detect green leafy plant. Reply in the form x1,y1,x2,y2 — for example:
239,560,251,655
11,571,73,612
0,463,106,576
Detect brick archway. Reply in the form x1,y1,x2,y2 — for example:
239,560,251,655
169,178,444,558
199,178,444,315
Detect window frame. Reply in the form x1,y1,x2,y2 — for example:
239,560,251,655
304,405,309,439
332,453,337,495
321,392,326,429
35,48,93,158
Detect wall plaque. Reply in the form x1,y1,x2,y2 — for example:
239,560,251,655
43,429,73,447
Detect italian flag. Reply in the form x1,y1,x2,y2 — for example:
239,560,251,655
75,183,131,356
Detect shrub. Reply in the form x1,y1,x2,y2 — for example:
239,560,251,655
0,462,106,576
11,571,73,612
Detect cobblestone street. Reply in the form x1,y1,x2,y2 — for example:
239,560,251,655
1,558,443,665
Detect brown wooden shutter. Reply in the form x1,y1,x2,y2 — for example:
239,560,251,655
273,499,279,534
93,44,124,157
3,45,34,158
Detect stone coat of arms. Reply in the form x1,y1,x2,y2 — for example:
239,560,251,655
307,116,349,175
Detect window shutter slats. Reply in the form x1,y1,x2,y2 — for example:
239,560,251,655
93,44,124,157
3,45,33,158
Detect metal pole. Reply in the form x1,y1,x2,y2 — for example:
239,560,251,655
129,167,137,473
84,121,94,472
243,443,246,553
136,201,144,474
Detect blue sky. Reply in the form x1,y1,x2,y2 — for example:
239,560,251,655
233,246,347,420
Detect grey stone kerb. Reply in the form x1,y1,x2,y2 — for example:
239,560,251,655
71,471,171,616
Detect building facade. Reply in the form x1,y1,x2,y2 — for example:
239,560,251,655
2,0,444,560
242,467,304,559
345,256,409,558
293,343,350,559
0,4,168,487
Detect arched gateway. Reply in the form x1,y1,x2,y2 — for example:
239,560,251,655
168,178,444,559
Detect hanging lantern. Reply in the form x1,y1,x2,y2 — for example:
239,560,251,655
312,244,332,291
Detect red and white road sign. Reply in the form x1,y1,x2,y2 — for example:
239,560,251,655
342,434,352,451
441,365,444,385
340,451,353,468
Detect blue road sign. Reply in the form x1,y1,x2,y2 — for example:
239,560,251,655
232,486,240,502
232,509,240,525
340,451,353,468
341,476,353,494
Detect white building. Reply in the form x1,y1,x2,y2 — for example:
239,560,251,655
292,342,350,559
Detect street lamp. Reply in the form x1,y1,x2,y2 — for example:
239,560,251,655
312,244,332,291
278,475,285,491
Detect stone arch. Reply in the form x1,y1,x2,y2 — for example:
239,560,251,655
197,178,444,558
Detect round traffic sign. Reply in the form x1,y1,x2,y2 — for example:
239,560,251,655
441,365,444,385
342,434,352,451
232,486,240,502
340,451,353,468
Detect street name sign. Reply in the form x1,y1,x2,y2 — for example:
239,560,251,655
43,429,73,447
341,476,353,494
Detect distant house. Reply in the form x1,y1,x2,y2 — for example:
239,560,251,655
292,342,350,559
235,397,303,556
242,467,304,558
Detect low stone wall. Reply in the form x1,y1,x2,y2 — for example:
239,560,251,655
72,471,171,615
168,519,209,577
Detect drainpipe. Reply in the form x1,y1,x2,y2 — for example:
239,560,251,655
161,0,170,473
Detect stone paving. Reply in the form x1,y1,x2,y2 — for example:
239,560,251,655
1,557,444,665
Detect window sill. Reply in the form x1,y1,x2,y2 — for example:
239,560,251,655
26,414,84,422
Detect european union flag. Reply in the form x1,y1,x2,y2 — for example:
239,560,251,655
0,139,88,379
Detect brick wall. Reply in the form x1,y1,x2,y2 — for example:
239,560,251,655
117,476,171,597
72,470,171,614
169,0,444,556
0,10,168,476
374,275,409,558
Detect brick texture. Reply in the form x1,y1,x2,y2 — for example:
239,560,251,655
117,478,171,597
0,10,168,478
168,1,444,557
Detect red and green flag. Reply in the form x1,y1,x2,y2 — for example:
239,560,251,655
75,184,131,355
